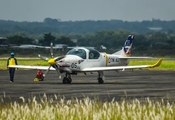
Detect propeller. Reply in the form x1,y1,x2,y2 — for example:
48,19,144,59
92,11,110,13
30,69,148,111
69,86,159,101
38,42,64,79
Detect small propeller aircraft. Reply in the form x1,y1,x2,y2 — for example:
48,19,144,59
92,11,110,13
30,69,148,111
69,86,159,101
9,35,162,84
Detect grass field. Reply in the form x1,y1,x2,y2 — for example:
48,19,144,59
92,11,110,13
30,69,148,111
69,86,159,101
0,95,175,120
129,58,175,70
0,58,48,70
0,57,175,70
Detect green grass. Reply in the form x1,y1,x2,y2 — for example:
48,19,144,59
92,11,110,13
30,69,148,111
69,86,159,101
129,58,175,70
0,58,48,70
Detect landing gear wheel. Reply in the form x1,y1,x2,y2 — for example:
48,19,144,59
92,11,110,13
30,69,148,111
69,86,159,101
63,77,68,84
63,77,72,84
67,77,72,84
98,78,104,84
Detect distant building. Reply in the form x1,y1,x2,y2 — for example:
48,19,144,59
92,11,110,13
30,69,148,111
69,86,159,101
148,27,162,31
55,44,68,51
71,39,77,43
55,44,68,49
12,44,38,49
100,45,107,50
0,37,9,47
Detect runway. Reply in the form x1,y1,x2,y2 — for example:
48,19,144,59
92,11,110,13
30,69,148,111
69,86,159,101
0,70,175,101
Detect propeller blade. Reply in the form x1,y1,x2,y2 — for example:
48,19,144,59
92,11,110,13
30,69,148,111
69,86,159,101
51,64,61,79
56,68,61,79
54,56,65,62
38,54,49,61
43,65,51,78
50,42,54,58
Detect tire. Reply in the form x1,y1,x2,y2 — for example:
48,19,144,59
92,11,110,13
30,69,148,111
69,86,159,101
98,78,104,84
63,77,68,84
67,77,72,84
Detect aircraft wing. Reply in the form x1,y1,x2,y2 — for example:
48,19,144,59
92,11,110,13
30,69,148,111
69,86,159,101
118,57,152,59
82,58,162,72
9,65,56,70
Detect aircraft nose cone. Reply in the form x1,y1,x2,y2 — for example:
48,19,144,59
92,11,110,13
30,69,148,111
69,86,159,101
48,58,56,65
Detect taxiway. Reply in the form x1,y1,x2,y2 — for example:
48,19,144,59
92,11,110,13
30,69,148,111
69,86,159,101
0,70,175,101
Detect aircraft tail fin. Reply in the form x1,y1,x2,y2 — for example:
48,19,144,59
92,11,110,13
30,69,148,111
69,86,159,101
113,35,134,57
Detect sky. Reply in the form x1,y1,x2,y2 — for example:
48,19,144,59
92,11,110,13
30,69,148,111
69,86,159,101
0,0,175,22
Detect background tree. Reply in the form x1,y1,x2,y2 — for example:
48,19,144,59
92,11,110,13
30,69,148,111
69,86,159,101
55,36,76,46
7,35,34,45
39,33,56,46
78,30,131,49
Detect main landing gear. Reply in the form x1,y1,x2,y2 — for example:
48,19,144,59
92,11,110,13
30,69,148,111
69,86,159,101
97,71,104,84
62,71,105,84
62,73,72,84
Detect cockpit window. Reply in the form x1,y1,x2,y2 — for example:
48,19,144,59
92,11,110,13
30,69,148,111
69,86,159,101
67,48,86,59
87,48,100,59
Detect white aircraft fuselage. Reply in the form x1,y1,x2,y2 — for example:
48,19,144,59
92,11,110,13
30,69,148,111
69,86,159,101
57,48,129,73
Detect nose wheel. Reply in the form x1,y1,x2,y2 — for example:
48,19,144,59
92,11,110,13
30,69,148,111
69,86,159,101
63,73,72,84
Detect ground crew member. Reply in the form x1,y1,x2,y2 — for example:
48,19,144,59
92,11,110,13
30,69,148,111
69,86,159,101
7,52,18,82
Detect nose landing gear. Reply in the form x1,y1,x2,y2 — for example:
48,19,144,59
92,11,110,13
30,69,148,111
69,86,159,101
62,73,72,84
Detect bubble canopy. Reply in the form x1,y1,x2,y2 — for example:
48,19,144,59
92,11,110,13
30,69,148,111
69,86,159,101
66,47,100,59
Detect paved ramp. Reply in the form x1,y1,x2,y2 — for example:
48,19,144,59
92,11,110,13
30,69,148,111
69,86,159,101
0,70,175,101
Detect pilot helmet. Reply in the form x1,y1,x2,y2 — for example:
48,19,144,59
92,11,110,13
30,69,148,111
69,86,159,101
10,52,15,56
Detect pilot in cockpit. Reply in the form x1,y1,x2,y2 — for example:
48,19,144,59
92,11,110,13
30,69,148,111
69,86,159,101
89,52,94,59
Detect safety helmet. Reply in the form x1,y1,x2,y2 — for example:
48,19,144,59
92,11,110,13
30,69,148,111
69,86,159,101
10,52,15,56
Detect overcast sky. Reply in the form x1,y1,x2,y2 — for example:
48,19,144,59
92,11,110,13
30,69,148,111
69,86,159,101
0,0,175,22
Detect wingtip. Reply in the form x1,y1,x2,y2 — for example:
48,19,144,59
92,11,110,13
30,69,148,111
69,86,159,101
149,58,163,68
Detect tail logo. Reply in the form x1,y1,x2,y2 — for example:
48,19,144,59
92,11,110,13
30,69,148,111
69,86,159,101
124,35,134,56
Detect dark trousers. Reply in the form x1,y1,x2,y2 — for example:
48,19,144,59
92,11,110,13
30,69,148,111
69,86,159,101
9,68,15,82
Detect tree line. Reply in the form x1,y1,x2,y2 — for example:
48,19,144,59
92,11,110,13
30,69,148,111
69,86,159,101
0,18,175,35
1,18,175,56
3,30,175,56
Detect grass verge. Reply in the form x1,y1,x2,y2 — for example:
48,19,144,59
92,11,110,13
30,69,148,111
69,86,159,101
0,95,175,120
